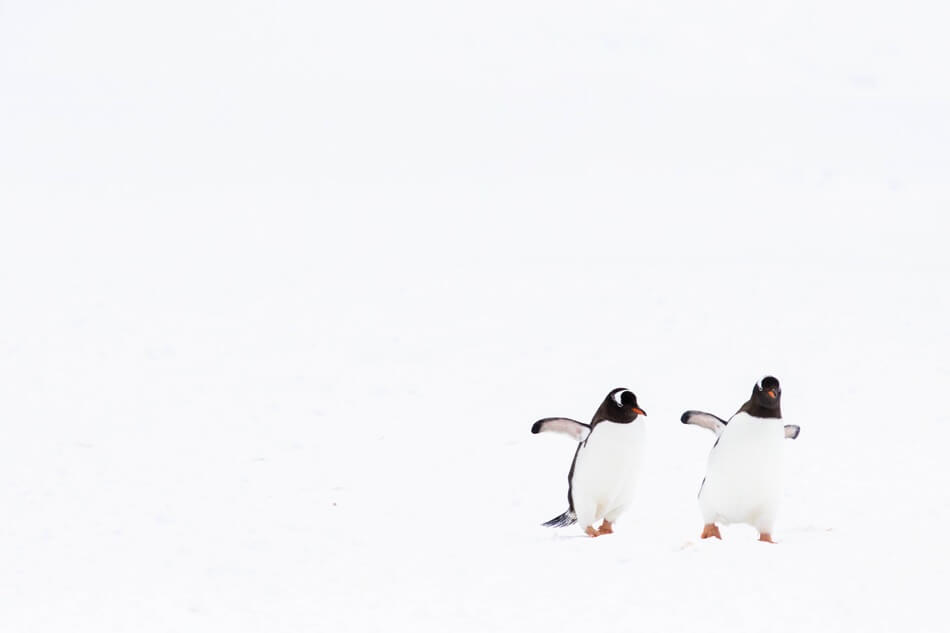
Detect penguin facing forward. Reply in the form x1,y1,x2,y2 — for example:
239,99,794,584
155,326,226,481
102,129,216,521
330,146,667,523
681,375,800,543
531,388,647,537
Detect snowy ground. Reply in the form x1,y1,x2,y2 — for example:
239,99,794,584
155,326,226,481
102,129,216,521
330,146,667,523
2,2,949,632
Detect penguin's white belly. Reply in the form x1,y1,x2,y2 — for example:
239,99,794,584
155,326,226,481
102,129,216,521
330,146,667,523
699,413,784,531
572,421,645,525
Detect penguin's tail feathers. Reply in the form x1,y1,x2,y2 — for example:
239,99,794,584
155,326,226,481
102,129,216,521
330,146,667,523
541,509,577,528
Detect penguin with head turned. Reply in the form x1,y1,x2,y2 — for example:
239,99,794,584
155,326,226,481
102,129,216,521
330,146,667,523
681,376,800,543
531,388,647,537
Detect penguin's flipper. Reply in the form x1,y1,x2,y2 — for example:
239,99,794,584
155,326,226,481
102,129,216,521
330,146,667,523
680,410,727,435
541,509,577,527
530,418,591,442
784,425,801,439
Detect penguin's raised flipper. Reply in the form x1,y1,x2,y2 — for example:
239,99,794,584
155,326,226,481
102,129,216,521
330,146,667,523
680,410,728,435
531,418,591,442
784,425,800,439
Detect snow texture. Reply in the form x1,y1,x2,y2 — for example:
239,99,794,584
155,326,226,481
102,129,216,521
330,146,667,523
1,1,949,631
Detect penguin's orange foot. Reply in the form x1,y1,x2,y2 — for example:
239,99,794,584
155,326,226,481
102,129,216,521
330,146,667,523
701,523,722,539
585,526,600,537
758,533,775,543
596,520,613,535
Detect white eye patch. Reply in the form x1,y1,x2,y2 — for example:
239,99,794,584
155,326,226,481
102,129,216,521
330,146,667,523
756,377,765,390
611,390,629,406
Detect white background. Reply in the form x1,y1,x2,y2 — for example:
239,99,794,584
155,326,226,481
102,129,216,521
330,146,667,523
1,1,948,631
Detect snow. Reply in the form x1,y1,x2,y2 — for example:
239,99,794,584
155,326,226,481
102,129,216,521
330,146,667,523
1,1,949,631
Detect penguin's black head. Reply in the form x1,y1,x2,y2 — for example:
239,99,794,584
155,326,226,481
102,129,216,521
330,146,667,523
752,375,781,409
603,388,647,423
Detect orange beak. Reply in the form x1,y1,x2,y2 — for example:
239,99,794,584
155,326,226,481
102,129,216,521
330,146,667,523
633,407,647,416
767,390,776,399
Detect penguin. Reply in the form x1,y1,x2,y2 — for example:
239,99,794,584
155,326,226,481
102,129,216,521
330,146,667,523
681,375,800,543
531,388,647,537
